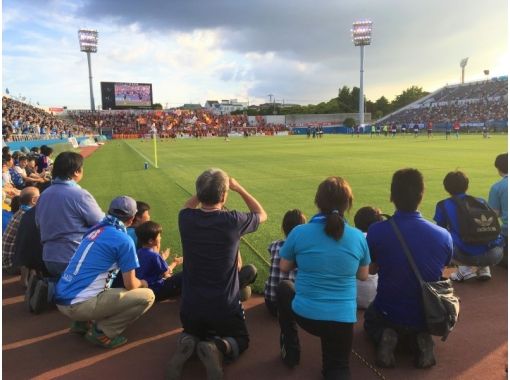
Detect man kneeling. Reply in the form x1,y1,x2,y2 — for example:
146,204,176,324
55,196,155,349
168,168,266,380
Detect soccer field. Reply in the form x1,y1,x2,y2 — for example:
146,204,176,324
80,134,507,292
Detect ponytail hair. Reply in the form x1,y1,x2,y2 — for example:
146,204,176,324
314,177,353,240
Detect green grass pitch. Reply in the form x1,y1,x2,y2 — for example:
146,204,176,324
79,133,507,293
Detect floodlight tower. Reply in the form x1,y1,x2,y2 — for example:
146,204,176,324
460,57,469,84
352,20,372,127
78,29,98,111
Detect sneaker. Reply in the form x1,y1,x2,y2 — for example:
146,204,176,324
376,328,398,368
85,324,127,349
280,332,300,368
240,286,252,302
167,334,199,380
29,279,48,314
449,266,476,282
196,341,224,380
70,321,92,335
212,336,231,356
415,333,436,369
476,266,491,281
25,273,39,312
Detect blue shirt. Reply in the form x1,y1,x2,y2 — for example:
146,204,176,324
434,194,503,255
35,180,104,264
489,176,508,237
2,210,13,233
55,222,139,305
367,211,453,329
136,247,168,292
280,214,370,323
127,227,138,247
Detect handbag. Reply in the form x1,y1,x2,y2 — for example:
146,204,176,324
389,218,460,341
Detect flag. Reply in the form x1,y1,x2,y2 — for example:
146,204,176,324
5,88,9,94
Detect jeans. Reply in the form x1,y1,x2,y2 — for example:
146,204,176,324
364,302,427,351
454,246,503,267
277,280,353,380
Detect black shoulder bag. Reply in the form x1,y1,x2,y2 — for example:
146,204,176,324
389,218,460,341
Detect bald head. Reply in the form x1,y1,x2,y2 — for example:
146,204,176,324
20,186,40,206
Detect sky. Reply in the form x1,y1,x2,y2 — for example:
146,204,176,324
2,0,508,109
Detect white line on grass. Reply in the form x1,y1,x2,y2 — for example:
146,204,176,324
124,141,158,168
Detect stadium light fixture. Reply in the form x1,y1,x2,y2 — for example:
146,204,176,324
78,29,98,111
352,20,372,127
459,57,469,84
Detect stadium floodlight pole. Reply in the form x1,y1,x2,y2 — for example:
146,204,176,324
78,29,98,111
352,20,372,127
460,57,469,84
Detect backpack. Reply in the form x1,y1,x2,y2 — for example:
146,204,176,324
441,195,501,244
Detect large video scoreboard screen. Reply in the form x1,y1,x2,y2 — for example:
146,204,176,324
101,82,153,109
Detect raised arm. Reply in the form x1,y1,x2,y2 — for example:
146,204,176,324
229,177,267,223
183,195,200,209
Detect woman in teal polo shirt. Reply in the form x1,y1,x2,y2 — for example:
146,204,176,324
277,176,370,380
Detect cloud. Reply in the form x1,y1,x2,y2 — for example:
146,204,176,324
2,0,507,108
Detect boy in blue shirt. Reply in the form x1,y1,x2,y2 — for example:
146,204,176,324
135,221,183,301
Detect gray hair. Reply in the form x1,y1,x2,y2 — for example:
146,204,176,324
196,168,229,205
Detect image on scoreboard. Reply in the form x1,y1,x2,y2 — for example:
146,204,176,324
114,83,152,107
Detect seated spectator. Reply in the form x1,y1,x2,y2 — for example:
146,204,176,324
15,155,46,186
2,155,21,197
276,177,370,379
167,169,266,380
55,196,155,349
488,153,508,268
36,145,53,175
36,151,104,276
434,171,503,281
135,220,183,302
14,182,53,305
2,186,40,275
32,152,104,313
364,169,453,369
127,201,151,247
353,206,384,309
264,209,306,317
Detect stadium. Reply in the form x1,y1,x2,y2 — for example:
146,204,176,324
2,1,508,379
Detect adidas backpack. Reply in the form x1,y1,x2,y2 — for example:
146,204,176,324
446,195,501,244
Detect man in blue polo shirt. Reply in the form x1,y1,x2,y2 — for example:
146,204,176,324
55,196,155,349
434,171,503,281
364,168,453,369
488,153,508,268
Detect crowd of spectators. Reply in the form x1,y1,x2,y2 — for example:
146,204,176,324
68,109,289,138
381,78,508,126
2,97,95,142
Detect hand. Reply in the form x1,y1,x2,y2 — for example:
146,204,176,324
140,279,149,288
229,177,242,192
173,256,183,265
160,248,170,261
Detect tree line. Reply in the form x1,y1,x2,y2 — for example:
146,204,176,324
233,85,429,119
